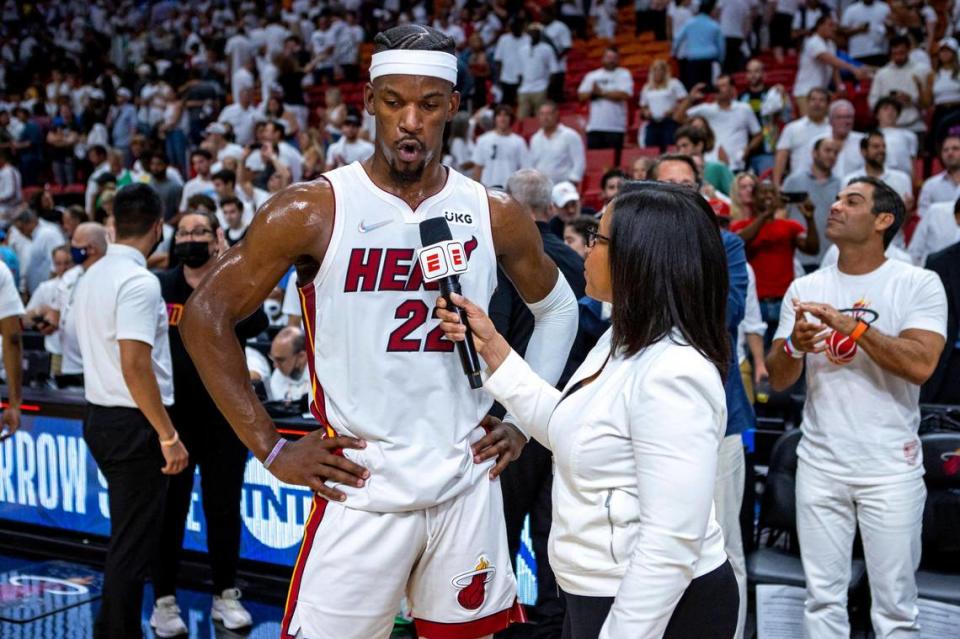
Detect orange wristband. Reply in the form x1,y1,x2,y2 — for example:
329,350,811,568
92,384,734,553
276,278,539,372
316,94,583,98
849,320,869,342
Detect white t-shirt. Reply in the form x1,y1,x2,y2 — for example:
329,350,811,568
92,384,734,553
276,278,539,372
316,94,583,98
218,103,257,146
179,176,217,212
544,20,573,71
820,242,911,268
56,266,85,375
231,67,255,106
737,264,765,365
719,0,757,39
932,68,960,105
325,137,374,169
577,67,635,133
447,137,475,173
776,116,831,176
26,277,60,354
75,244,174,407
918,172,960,216
842,168,912,202
0,261,24,321
519,41,557,94
686,101,760,171
494,33,530,84
841,1,891,59
640,79,688,121
529,124,586,184
907,201,960,266
775,259,947,482
472,131,530,188
880,126,918,177
794,34,836,98
269,367,310,402
224,33,254,73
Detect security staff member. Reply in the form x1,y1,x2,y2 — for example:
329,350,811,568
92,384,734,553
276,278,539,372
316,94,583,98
0,259,23,440
150,210,267,635
74,184,189,639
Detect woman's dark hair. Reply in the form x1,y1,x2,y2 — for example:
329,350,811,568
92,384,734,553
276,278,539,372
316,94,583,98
113,183,162,239
848,176,904,248
373,25,456,55
607,182,730,377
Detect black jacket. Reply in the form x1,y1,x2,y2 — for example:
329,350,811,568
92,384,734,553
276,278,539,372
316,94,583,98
922,242,960,404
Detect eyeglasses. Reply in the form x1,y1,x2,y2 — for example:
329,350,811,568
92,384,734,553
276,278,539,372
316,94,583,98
585,229,610,248
174,228,213,240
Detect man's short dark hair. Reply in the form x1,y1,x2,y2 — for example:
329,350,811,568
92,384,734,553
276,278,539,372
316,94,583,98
373,25,456,55
860,130,884,150
848,176,905,248
646,153,702,187
179,208,220,232
674,124,707,149
186,194,217,214
808,87,830,102
604,45,619,55
494,104,515,123
601,168,626,190
889,35,910,50
219,195,243,212
190,149,212,161
89,145,108,159
114,184,162,239
64,205,88,224
212,169,236,185
814,14,832,29
873,96,902,116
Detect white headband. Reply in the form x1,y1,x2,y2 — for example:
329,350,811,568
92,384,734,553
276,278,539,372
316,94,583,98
369,50,458,85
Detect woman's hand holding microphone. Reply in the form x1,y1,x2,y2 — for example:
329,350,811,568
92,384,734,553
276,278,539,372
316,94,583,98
435,293,512,374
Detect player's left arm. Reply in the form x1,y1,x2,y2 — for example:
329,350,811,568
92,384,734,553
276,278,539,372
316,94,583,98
470,191,579,475
795,301,946,386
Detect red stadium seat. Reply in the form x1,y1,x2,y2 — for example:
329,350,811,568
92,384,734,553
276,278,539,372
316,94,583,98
585,149,616,172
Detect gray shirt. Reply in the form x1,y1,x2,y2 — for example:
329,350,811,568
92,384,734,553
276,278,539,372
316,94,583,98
150,178,183,222
782,171,840,266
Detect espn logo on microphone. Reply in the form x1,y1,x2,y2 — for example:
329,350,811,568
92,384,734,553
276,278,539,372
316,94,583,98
418,241,468,283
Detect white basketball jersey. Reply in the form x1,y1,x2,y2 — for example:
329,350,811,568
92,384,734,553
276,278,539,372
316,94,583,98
298,162,499,512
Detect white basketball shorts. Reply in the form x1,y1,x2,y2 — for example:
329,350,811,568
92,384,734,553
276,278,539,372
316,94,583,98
280,474,524,639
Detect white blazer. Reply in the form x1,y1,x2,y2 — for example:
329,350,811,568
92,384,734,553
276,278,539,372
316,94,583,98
484,328,728,638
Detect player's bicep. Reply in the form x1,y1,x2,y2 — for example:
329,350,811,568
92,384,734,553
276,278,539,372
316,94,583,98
489,191,559,303
188,182,334,323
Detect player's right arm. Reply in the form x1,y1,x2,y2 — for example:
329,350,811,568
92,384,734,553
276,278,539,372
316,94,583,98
181,180,368,501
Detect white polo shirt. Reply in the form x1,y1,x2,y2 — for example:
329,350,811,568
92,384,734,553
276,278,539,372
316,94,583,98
776,116,831,177
529,124,586,184
75,244,174,408
56,265,85,375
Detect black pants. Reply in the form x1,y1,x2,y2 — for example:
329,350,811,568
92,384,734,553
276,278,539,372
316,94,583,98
724,37,744,74
586,131,624,153
496,440,563,638
549,72,566,104
501,82,519,107
153,409,249,597
84,406,169,639
681,59,715,91
560,561,738,639
644,118,679,151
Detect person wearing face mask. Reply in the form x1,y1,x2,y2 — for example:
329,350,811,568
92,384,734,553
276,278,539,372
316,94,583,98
149,209,268,637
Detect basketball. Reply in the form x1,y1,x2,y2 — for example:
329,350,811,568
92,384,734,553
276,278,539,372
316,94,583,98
826,330,858,364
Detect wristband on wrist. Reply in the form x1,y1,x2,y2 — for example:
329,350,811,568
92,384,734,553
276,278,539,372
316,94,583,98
849,320,870,342
784,336,805,359
263,438,288,470
160,431,179,447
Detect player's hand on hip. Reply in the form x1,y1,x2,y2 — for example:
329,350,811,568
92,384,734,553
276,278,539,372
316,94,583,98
474,416,526,480
269,431,369,502
0,407,20,440
436,293,511,372
161,440,190,475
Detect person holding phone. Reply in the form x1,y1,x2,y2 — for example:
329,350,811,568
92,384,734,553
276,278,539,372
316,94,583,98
732,180,820,345
0,259,22,442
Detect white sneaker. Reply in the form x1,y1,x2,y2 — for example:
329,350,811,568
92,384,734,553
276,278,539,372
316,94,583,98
211,587,253,630
149,595,188,638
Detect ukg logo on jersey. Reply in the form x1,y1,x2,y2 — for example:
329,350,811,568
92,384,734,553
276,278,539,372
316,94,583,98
241,458,314,549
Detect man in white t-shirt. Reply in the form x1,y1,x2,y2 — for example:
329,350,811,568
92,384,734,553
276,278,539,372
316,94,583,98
918,135,960,216
679,75,762,171
842,131,913,207
472,105,530,189
529,101,585,186
493,20,530,106
767,177,947,639
867,36,927,133
0,259,23,439
217,87,257,146
224,25,254,77
774,87,831,184
179,149,218,218
906,198,960,266
325,110,374,170
576,47,634,152
542,7,572,103
840,0,891,66
814,100,865,180
719,0,758,74
793,16,869,112
517,26,558,119
874,97,919,178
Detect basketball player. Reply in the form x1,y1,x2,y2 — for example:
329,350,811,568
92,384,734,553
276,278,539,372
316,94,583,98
180,26,579,639
766,177,947,638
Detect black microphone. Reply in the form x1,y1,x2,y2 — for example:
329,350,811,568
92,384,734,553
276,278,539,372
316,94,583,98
419,217,483,389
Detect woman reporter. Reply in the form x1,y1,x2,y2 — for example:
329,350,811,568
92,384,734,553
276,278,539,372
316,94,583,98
437,182,738,638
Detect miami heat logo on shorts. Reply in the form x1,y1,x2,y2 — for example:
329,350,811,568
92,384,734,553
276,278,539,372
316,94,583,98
825,300,878,366
452,556,496,610
942,449,960,476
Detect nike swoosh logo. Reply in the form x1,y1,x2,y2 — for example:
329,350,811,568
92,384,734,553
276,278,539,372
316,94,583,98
358,219,393,233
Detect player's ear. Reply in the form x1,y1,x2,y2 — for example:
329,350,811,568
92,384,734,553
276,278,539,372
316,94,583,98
448,90,461,122
364,83,375,116
874,211,894,236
